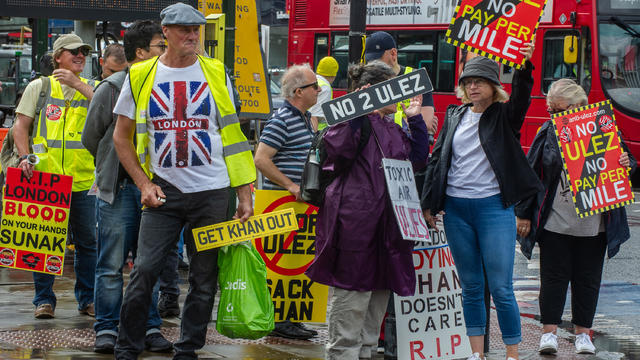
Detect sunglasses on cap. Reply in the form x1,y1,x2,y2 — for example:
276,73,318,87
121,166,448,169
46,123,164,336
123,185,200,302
66,47,90,57
298,81,319,91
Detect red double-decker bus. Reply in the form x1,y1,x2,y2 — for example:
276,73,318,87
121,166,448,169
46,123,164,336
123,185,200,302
287,0,640,181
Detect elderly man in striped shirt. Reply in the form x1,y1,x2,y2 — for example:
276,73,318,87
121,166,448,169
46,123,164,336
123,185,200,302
254,63,320,339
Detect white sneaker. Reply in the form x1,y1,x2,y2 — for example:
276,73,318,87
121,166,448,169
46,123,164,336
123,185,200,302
467,353,486,360
539,332,558,354
575,333,596,354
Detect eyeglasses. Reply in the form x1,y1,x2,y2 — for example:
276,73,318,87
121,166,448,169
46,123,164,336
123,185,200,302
462,78,488,87
66,47,90,57
149,44,168,51
298,81,319,91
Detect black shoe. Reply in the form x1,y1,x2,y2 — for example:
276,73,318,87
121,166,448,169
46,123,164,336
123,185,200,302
291,322,318,337
270,320,314,340
94,333,117,354
158,293,180,318
145,332,173,353
178,258,189,270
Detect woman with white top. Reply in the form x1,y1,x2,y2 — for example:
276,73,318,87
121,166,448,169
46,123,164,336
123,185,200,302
421,41,540,360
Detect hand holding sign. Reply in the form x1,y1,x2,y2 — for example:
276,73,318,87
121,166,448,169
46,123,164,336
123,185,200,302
399,95,423,118
519,35,535,65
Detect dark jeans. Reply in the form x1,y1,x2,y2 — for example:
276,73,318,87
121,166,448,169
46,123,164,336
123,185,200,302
33,190,96,310
539,229,607,328
115,177,229,359
157,233,181,297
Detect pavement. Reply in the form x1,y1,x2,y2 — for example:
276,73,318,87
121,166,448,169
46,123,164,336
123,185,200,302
0,261,637,360
3,198,640,360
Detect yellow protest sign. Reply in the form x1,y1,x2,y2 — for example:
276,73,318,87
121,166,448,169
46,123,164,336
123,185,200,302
198,0,222,16
234,0,272,118
0,168,73,275
193,208,297,251
253,190,329,323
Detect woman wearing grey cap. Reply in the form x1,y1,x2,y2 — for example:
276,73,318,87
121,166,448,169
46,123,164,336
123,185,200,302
421,41,540,360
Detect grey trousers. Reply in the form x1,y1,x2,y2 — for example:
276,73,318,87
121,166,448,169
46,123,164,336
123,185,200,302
327,287,390,360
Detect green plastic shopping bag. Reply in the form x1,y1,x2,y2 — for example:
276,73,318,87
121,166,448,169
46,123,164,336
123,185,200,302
216,241,275,339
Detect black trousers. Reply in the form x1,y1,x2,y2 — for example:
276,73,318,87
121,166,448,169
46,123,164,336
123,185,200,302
538,229,607,328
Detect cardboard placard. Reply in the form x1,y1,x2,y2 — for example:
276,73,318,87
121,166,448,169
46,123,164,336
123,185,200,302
395,226,471,360
445,0,548,69
253,190,329,323
551,100,634,217
192,208,298,251
382,158,431,243
0,168,73,275
321,68,432,126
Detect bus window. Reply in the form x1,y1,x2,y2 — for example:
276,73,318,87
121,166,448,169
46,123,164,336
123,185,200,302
396,31,455,92
436,33,456,92
314,34,330,69
542,30,581,93
580,27,592,94
330,33,349,89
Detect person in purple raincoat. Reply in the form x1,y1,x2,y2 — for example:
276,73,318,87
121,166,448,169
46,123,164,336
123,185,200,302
305,61,430,360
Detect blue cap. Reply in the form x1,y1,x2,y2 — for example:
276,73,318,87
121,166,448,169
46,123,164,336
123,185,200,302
365,31,396,62
160,2,206,26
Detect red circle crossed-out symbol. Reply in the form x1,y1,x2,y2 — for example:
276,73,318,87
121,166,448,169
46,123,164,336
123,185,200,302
254,195,318,276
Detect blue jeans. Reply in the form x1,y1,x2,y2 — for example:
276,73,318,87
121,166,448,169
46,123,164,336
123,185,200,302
115,177,229,359
33,190,97,310
443,194,521,345
94,181,163,336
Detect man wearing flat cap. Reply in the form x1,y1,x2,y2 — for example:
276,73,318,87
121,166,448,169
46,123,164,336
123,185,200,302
112,2,256,359
13,33,98,320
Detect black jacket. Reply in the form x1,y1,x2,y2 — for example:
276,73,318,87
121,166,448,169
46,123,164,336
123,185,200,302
421,61,543,213
514,120,636,259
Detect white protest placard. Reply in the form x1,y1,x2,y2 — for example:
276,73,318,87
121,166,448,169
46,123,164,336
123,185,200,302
395,226,472,360
382,158,430,243
321,67,432,126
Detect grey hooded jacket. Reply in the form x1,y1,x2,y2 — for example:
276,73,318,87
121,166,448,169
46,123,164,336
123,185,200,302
82,70,128,204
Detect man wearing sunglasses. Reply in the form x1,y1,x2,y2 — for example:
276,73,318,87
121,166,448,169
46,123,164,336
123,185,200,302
82,20,172,355
254,64,320,340
13,33,98,320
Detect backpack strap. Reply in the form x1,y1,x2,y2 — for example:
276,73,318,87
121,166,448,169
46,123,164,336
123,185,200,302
31,76,50,138
355,117,371,155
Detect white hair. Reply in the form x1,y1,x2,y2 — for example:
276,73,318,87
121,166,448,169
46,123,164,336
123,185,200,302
281,63,313,99
547,78,588,107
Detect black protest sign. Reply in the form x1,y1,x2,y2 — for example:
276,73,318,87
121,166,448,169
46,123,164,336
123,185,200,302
321,67,433,126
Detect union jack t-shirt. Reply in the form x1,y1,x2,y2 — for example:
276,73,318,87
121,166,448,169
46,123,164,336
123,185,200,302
114,61,233,193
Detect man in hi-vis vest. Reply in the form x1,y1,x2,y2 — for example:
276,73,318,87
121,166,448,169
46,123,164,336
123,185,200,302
308,56,338,131
111,3,255,359
13,33,98,320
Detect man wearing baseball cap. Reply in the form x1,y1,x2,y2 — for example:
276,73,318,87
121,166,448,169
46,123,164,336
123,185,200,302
309,56,339,131
13,33,98,320
112,2,255,359
364,31,437,135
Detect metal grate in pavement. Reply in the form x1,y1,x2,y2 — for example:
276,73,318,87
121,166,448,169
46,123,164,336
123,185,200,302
0,327,328,351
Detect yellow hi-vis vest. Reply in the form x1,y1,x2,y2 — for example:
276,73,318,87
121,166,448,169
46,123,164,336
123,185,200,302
316,76,333,131
128,55,256,187
394,66,414,127
31,76,97,192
